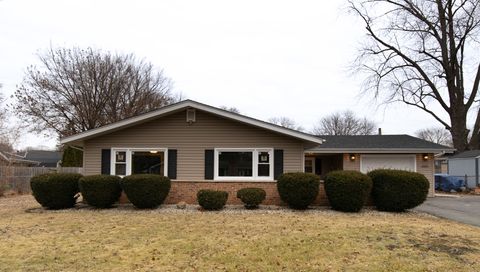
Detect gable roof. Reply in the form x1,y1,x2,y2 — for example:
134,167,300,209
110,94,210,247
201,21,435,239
448,150,480,159
306,135,455,153
60,100,324,145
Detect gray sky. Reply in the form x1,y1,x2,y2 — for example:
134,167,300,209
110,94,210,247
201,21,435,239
0,0,445,150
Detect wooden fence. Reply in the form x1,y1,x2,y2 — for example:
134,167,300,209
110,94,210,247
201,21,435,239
0,166,83,194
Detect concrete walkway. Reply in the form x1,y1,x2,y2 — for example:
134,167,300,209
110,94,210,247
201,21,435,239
415,195,480,227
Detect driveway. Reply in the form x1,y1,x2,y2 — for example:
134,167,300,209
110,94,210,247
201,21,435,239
415,195,480,227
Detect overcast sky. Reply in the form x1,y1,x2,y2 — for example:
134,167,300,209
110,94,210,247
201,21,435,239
0,0,446,150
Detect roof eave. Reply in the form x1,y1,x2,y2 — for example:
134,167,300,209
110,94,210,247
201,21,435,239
305,148,455,154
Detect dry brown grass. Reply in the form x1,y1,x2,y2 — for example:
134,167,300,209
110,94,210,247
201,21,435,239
0,195,479,271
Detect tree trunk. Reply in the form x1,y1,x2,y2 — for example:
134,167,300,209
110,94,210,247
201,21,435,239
450,111,469,151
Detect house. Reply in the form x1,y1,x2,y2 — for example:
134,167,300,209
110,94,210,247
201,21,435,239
60,100,454,205
15,150,62,167
0,151,40,166
447,150,480,189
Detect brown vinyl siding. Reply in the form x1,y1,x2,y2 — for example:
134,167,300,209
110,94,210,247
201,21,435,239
83,109,305,179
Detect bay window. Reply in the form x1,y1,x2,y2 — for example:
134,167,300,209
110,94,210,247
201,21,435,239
111,148,167,177
214,148,273,181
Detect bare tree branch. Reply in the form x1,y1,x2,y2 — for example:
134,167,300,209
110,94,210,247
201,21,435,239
350,0,480,151
312,111,376,135
14,47,176,137
268,117,305,131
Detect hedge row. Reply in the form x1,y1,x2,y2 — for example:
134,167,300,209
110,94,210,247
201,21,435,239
30,169,429,212
31,173,171,210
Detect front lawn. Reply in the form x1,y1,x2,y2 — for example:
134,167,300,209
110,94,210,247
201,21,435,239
1,195,479,271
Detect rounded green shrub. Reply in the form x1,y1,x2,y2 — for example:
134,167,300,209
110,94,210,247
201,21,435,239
79,175,122,208
197,190,228,210
368,169,429,212
277,172,320,209
121,174,171,209
30,173,83,209
236,188,266,209
324,170,372,212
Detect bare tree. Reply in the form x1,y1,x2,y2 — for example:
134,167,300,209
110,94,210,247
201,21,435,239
15,47,176,137
268,117,304,131
350,0,480,151
416,127,452,146
0,87,22,154
312,110,376,135
219,106,241,114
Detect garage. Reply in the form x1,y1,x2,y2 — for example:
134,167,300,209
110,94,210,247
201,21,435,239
360,154,416,173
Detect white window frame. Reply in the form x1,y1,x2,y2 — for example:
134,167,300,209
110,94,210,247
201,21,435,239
214,148,274,181
110,148,168,177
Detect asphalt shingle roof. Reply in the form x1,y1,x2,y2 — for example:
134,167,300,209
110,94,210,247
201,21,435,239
17,150,62,167
311,134,452,150
448,150,480,159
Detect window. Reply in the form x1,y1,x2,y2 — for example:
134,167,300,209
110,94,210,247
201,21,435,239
219,152,253,177
111,148,167,177
115,151,127,176
132,151,165,175
304,157,314,173
214,148,273,181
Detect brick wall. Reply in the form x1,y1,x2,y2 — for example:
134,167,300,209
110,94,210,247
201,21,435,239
130,181,329,206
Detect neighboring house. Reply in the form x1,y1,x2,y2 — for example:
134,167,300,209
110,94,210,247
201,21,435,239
60,100,454,205
0,151,40,166
447,150,480,189
15,150,62,167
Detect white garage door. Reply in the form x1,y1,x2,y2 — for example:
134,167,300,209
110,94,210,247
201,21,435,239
360,155,416,173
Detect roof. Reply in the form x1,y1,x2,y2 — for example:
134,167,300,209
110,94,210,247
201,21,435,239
306,135,455,154
60,100,324,145
0,151,40,166
448,150,480,159
19,150,62,167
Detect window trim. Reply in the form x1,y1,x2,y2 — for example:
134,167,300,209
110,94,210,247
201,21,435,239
213,148,274,181
110,148,168,177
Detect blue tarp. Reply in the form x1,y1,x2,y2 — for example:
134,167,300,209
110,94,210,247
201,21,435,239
435,174,466,192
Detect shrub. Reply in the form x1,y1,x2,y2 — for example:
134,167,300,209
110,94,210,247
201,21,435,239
324,170,372,212
277,172,320,209
30,173,83,209
121,174,171,209
197,190,228,210
368,169,429,212
79,175,122,208
236,188,266,209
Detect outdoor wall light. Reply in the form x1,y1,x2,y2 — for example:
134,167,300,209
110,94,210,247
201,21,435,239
422,154,429,161
349,154,356,161
150,150,159,154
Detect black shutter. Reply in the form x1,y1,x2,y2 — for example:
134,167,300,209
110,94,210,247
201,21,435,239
168,149,177,179
101,149,111,175
274,149,284,179
205,149,214,180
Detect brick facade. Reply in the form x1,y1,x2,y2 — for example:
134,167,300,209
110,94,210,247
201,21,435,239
163,181,329,206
